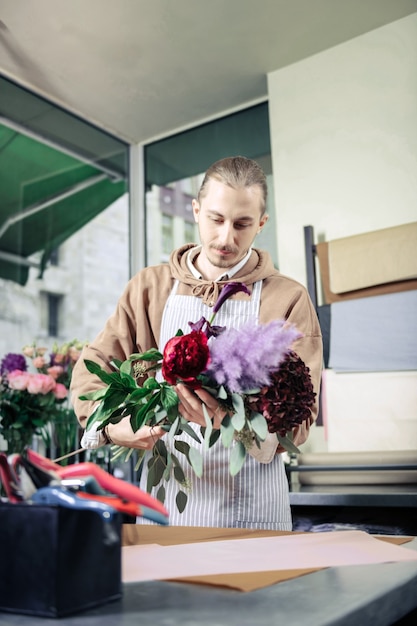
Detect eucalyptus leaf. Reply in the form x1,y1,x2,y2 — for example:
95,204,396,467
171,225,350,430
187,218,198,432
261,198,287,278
249,411,268,440
173,464,186,484
217,385,228,400
208,428,221,447
147,454,166,489
168,416,180,442
189,446,203,477
231,393,245,431
178,420,201,443
202,403,213,450
174,440,190,460
176,490,187,513
276,432,301,455
220,413,235,448
229,441,246,476
156,485,166,504
154,438,168,462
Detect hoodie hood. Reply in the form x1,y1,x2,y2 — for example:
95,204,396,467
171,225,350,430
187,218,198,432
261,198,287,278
169,244,278,306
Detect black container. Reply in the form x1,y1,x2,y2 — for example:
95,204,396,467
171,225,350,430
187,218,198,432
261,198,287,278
0,503,122,618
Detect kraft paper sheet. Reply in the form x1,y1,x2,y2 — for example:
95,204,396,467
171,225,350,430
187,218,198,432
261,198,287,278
315,241,417,304
122,526,414,592
327,222,417,294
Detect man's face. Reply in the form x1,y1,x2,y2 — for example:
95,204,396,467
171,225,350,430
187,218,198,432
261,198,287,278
192,179,268,280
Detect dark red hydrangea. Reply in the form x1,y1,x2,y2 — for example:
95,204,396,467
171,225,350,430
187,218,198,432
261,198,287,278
250,351,316,436
161,331,210,386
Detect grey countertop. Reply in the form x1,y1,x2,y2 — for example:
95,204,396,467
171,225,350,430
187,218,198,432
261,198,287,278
2,537,417,626
289,484,417,507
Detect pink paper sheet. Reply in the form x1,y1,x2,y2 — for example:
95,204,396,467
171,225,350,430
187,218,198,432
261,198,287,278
122,530,417,583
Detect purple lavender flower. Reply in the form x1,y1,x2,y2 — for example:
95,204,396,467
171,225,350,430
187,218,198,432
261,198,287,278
0,352,27,376
205,320,302,393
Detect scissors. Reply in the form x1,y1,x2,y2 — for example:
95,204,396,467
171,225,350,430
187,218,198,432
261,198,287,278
19,449,169,524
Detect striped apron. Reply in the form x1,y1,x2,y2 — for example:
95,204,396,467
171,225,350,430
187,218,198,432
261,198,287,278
138,279,292,529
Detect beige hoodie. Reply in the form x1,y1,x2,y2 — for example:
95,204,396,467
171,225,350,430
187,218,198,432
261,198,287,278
71,244,323,445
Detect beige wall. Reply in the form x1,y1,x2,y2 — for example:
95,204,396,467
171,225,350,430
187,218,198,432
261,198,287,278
267,14,417,454
267,14,417,290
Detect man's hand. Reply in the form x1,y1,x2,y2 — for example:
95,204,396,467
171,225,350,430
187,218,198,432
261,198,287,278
176,383,226,429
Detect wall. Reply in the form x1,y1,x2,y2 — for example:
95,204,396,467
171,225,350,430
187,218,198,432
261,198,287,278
267,14,417,454
267,13,417,289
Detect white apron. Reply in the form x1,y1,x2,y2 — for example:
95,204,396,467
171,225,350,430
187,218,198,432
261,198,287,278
139,280,292,529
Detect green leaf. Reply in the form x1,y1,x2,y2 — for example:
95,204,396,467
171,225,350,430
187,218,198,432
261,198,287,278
217,385,228,400
132,392,162,430
155,438,168,461
173,464,186,484
249,411,268,440
220,413,235,448
168,416,180,443
156,485,166,504
129,387,153,402
230,441,246,476
132,348,163,362
79,388,108,402
143,377,161,389
178,420,201,443
231,394,245,431
176,490,187,513
276,432,301,455
160,385,178,411
147,454,165,490
119,360,134,376
83,359,116,384
189,446,203,477
174,440,190,460
208,428,221,447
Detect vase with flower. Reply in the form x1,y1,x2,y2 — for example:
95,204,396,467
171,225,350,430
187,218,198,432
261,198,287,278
0,340,86,458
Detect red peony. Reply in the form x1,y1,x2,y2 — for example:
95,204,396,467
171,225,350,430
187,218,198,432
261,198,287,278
161,330,210,386
249,351,316,437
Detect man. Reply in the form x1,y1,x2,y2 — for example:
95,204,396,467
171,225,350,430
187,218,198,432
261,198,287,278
71,156,323,529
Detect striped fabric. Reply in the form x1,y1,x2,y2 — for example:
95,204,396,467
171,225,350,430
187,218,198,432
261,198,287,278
138,280,292,529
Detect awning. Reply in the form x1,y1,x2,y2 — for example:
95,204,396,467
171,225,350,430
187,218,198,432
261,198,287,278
0,122,127,285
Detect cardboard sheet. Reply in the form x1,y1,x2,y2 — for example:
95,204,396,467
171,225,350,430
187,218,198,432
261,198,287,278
315,241,417,304
327,222,417,294
121,526,415,592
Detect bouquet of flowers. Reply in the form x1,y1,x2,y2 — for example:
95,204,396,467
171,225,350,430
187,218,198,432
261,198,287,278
81,283,316,513
0,340,86,456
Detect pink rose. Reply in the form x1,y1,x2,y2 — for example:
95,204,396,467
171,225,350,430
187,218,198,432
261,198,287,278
47,365,64,379
53,353,65,364
33,356,47,369
54,383,68,400
7,370,30,390
26,373,56,395
22,346,35,358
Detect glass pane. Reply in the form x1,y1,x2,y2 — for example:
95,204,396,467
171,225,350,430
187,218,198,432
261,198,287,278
0,80,129,462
